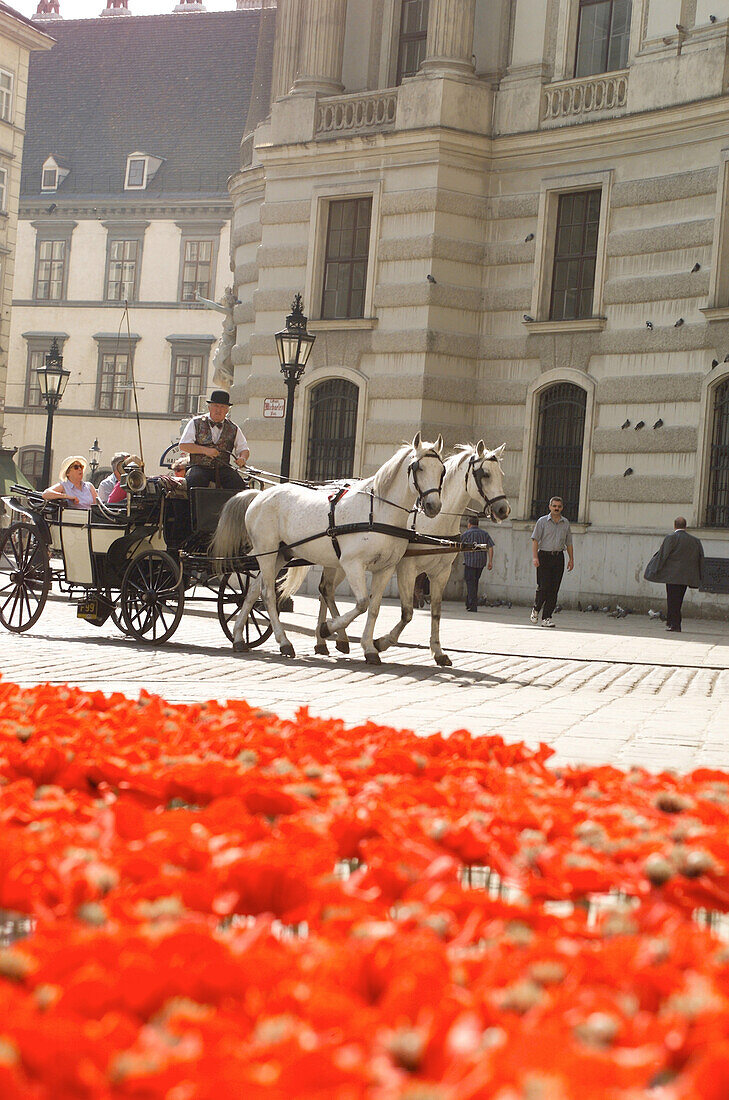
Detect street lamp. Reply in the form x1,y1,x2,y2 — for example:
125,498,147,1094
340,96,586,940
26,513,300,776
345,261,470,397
35,338,70,489
88,438,101,479
275,294,316,481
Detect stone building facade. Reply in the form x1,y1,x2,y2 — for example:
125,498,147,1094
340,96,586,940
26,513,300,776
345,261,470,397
4,1,272,487
230,0,729,615
0,2,52,457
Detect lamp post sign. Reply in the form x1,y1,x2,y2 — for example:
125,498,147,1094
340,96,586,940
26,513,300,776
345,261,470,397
263,398,285,418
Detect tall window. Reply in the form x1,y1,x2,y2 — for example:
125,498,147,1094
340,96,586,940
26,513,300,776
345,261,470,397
34,239,66,300
706,379,729,528
25,349,44,408
170,352,205,414
0,69,13,123
181,240,213,301
106,239,139,301
97,351,131,412
531,383,587,521
397,0,429,83
321,198,372,320
575,0,631,78
0,166,7,213
18,448,45,490
550,190,601,321
306,379,359,483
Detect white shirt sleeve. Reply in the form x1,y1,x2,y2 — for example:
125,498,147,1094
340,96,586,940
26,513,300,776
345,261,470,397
178,418,197,447
233,427,249,459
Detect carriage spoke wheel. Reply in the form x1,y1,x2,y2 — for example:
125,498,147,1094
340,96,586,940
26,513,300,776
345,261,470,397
103,589,128,634
0,522,51,633
217,569,273,649
121,549,184,645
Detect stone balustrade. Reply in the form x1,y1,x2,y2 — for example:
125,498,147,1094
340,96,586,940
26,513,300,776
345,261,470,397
315,89,398,138
542,70,628,126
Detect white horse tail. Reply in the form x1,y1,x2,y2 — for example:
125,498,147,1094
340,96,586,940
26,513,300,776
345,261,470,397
211,488,259,571
278,564,311,602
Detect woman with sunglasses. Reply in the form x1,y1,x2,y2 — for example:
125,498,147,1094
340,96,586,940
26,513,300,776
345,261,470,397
42,455,98,509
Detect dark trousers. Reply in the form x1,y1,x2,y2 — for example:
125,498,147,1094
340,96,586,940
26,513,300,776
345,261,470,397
534,551,564,619
464,565,483,610
666,583,687,631
186,464,244,492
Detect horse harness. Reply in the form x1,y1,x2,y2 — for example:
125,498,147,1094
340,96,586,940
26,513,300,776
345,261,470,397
465,454,508,518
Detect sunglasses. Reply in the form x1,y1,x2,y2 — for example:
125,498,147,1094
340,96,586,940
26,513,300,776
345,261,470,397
69,464,84,471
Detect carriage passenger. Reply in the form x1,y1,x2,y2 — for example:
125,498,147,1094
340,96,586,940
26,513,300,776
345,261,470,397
97,452,130,503
178,389,250,492
42,456,98,509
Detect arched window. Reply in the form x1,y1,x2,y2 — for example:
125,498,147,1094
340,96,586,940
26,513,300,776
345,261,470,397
306,378,359,483
531,382,587,520
17,447,45,489
706,378,729,528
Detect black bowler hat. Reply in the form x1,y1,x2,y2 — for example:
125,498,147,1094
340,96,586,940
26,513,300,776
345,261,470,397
207,389,231,406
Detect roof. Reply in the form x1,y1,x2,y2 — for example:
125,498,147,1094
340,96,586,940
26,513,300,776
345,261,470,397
20,10,273,202
0,1,55,44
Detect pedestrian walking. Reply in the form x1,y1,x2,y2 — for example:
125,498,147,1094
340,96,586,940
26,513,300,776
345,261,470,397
461,516,494,612
530,497,573,627
643,517,704,633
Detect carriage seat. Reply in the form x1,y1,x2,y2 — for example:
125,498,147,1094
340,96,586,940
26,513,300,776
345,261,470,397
189,487,239,535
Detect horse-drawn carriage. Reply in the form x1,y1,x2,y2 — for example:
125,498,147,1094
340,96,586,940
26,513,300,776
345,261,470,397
0,477,273,649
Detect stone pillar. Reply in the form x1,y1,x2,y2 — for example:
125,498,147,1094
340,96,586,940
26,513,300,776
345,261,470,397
421,0,476,77
271,0,304,100
291,0,347,96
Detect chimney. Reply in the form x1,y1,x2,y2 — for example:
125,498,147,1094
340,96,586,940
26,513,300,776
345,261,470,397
33,0,62,19
100,0,131,15
173,0,206,10
237,0,278,8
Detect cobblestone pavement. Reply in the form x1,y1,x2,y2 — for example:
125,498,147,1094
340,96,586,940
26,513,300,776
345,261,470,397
2,592,729,770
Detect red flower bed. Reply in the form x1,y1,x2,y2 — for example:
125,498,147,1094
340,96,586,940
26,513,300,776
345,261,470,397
1,678,729,1096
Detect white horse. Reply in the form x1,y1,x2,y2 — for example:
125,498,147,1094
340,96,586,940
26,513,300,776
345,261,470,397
313,442,510,666
212,434,445,663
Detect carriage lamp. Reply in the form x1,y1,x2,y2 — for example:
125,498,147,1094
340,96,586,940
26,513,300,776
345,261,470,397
275,294,316,482
35,338,71,489
88,438,101,478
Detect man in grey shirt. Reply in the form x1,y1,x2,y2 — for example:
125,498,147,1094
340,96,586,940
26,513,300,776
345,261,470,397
97,452,130,503
530,496,574,627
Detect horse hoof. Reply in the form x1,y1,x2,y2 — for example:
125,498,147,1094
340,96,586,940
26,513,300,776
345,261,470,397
435,653,452,667
364,651,382,666
336,640,350,654
280,643,296,658
319,622,331,640
314,643,329,656
373,637,388,653
233,640,249,653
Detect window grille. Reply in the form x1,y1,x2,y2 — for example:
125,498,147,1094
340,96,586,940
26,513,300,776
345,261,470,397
106,239,138,301
0,70,13,123
181,240,213,301
35,239,66,300
321,198,372,320
170,353,204,414
25,350,44,408
305,379,359,483
575,0,631,78
706,378,729,528
550,189,601,321
18,448,45,490
98,352,130,412
0,167,7,213
531,383,587,521
41,168,58,191
397,0,429,83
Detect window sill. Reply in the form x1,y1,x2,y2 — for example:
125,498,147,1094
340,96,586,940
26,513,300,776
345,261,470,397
700,306,729,322
309,318,378,332
522,317,606,334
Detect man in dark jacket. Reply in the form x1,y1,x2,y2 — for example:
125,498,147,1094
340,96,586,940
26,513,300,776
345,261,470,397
645,517,704,632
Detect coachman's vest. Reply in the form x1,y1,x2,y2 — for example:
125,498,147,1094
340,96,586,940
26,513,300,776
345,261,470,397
192,415,237,469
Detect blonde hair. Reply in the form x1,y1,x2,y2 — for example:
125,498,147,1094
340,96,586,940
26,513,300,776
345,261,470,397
59,455,87,481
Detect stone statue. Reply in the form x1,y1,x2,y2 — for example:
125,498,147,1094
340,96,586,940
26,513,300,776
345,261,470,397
195,286,238,389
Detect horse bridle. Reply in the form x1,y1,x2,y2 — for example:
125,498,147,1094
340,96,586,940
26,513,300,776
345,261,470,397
408,450,445,510
466,454,508,517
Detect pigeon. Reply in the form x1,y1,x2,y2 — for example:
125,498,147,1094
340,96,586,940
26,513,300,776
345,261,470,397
712,360,719,368
623,467,634,477
691,263,701,273
724,354,729,362
524,233,535,242
554,605,562,614
653,418,663,429
523,314,534,322
674,318,684,327
646,321,654,330
621,419,631,429
578,601,583,612
426,274,437,283
635,421,645,430
506,601,512,609
600,606,610,613
648,609,661,619
586,604,595,612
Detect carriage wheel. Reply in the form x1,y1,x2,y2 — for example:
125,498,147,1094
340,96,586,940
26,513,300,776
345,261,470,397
120,549,184,645
103,589,128,634
0,522,51,633
217,568,273,649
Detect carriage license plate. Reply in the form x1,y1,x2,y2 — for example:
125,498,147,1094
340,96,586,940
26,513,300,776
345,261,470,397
77,598,100,620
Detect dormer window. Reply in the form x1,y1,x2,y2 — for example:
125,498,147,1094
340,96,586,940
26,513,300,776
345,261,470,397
124,151,163,191
41,155,69,192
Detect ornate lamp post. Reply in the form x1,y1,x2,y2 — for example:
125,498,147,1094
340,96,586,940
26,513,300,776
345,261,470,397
275,294,316,482
35,338,70,489
88,438,101,480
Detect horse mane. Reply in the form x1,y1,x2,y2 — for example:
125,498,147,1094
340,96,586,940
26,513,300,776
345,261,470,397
451,443,501,464
369,443,413,500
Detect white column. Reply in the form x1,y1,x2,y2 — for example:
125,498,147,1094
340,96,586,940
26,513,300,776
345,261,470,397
291,0,347,96
421,0,476,77
271,0,304,100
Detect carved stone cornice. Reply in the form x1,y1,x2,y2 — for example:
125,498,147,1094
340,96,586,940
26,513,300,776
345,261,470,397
19,198,232,222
